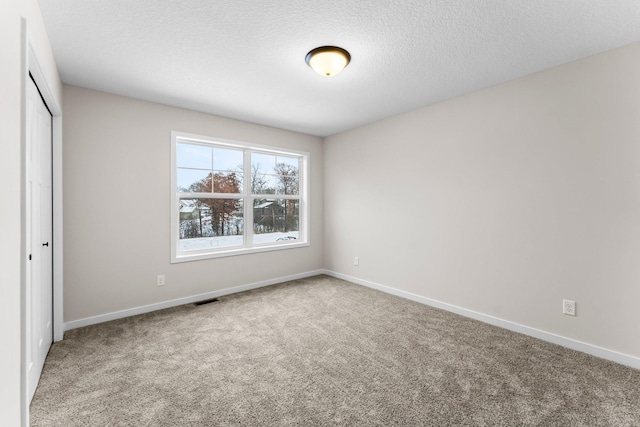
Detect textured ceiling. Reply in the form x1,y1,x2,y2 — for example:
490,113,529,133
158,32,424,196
39,0,640,137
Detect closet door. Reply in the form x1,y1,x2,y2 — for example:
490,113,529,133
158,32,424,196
26,75,53,403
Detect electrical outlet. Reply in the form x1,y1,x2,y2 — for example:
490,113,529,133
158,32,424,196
157,275,165,287
354,257,359,266
563,299,576,316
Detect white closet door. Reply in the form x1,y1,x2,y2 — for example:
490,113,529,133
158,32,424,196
26,76,53,403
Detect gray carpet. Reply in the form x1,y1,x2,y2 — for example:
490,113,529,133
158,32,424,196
31,275,640,426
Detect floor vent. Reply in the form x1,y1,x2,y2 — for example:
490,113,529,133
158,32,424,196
194,297,220,306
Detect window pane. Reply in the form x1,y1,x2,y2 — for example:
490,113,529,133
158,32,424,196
252,174,277,195
253,199,299,244
277,155,299,168
251,153,276,175
177,143,212,169
213,148,243,172
212,172,243,194
179,198,243,251
177,169,211,192
275,162,299,196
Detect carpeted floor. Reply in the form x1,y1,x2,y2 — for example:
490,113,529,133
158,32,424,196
31,275,640,426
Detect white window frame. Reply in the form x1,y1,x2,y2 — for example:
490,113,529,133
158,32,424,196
171,131,310,263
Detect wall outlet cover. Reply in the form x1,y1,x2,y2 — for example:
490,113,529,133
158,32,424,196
563,299,576,316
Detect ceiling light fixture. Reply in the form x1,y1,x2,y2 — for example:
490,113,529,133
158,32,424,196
305,46,351,77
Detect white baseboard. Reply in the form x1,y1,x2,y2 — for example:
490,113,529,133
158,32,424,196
63,269,325,333
63,268,640,370
323,270,640,370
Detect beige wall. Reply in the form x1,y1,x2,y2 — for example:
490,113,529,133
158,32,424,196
62,86,323,322
0,0,62,424
324,42,640,359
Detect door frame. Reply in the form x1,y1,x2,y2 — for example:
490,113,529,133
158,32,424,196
21,18,63,426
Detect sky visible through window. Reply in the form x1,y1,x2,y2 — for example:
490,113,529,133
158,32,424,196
176,143,243,191
177,143,299,192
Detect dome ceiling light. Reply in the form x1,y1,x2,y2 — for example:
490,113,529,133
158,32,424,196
305,46,351,77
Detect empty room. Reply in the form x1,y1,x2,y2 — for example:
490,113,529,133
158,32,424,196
2,0,640,425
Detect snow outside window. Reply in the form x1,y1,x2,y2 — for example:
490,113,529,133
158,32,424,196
171,131,309,263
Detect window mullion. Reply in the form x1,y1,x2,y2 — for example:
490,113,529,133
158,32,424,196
270,194,300,200
244,149,253,247
178,192,243,199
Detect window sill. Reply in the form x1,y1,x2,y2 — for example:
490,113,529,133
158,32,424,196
171,241,310,263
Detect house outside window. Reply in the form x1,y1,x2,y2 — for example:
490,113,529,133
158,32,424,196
171,131,309,262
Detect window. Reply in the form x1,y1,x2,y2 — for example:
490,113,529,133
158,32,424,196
171,131,309,262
